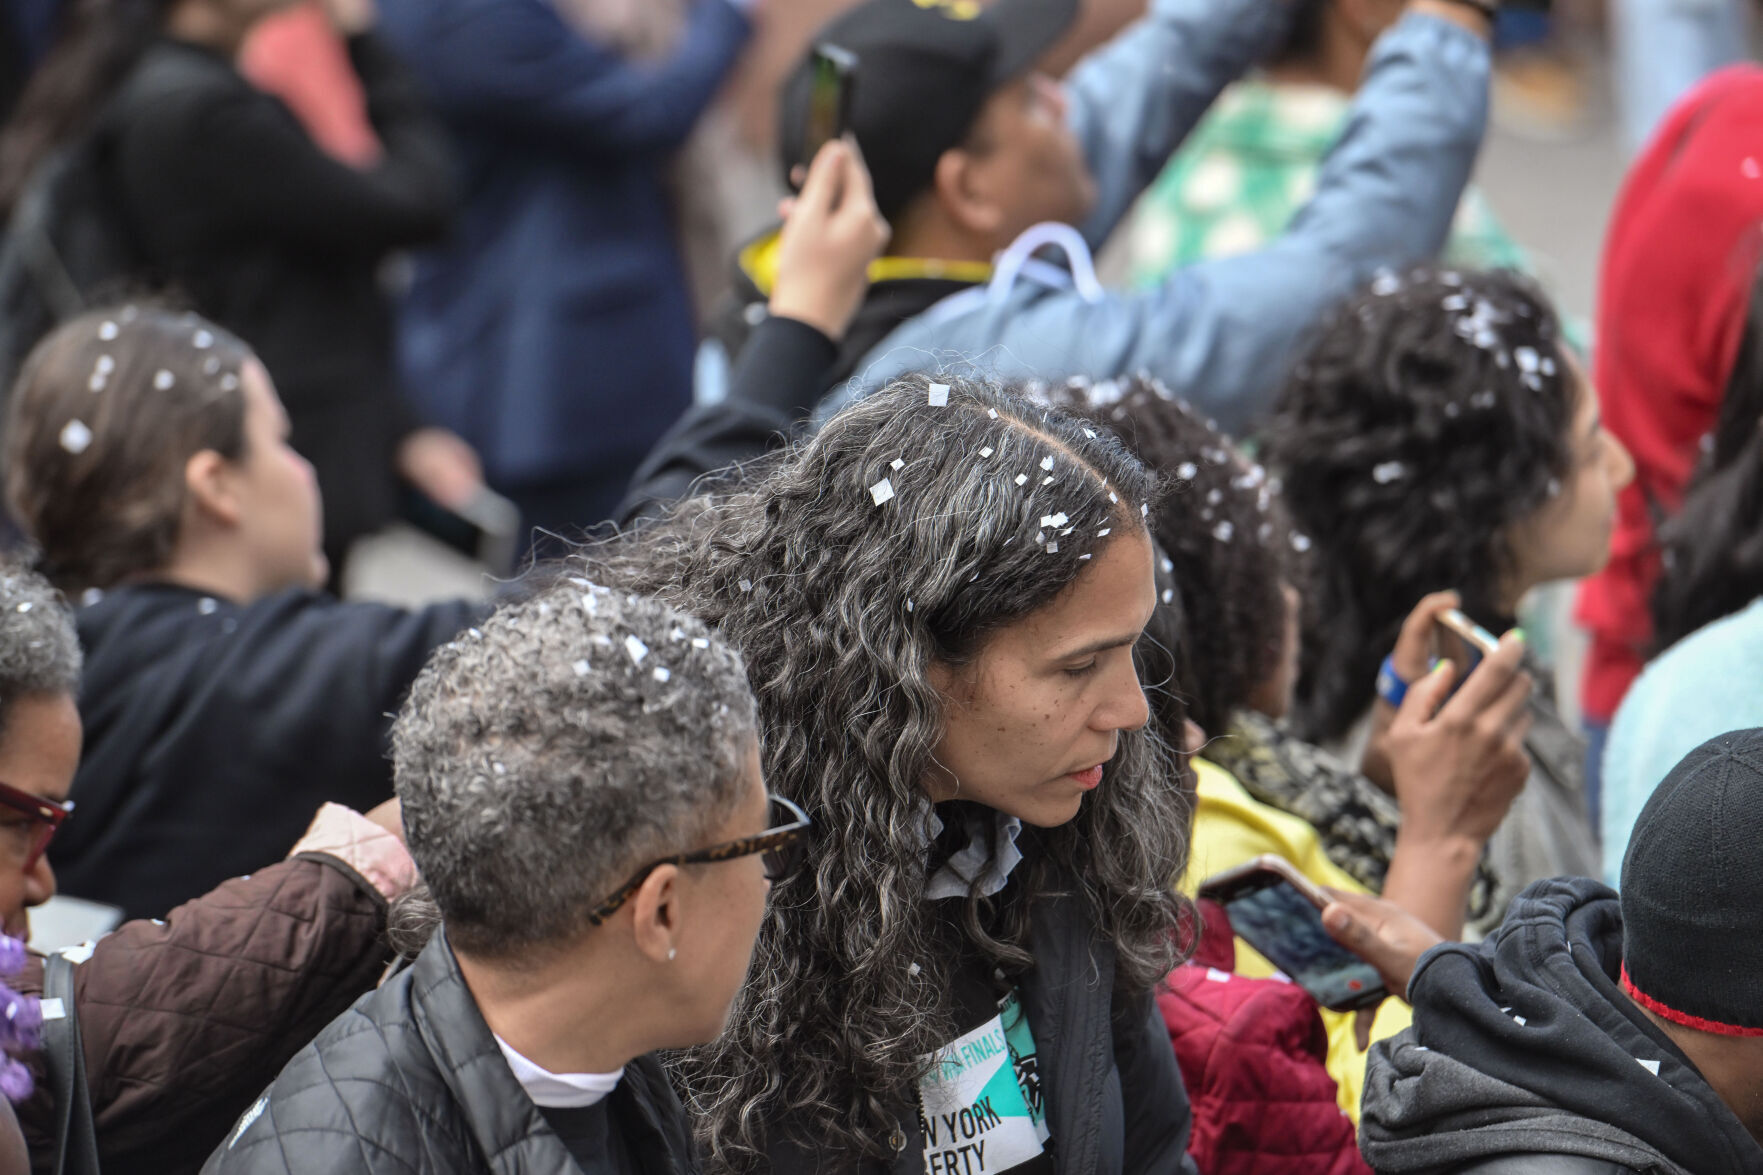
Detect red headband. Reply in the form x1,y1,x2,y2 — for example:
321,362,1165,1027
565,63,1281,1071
1621,964,1763,1038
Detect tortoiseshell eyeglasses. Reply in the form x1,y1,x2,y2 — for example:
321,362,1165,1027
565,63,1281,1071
585,795,811,926
0,780,72,873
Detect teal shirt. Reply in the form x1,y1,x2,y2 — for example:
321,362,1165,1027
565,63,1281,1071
1602,596,1763,887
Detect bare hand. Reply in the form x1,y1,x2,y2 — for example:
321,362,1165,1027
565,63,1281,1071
398,428,484,512
768,138,890,342
320,0,377,36
1381,593,1533,847
1322,887,1444,1000
363,797,405,843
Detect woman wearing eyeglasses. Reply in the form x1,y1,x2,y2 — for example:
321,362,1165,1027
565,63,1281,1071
0,562,426,1173
583,377,1195,1174
208,584,805,1175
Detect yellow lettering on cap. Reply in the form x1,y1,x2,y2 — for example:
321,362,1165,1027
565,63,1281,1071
912,0,981,19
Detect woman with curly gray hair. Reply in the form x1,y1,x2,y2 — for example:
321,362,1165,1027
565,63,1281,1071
580,374,1195,1174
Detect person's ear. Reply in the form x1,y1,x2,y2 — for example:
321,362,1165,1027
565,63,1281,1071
932,146,1006,239
183,449,243,529
629,863,682,965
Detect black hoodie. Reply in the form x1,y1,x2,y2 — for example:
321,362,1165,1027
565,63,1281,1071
1359,877,1763,1174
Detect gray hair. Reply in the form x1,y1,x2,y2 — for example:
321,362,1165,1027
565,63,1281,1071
391,583,758,960
574,374,1191,1168
0,563,80,732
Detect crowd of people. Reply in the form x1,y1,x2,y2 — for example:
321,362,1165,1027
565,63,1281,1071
0,0,1758,1172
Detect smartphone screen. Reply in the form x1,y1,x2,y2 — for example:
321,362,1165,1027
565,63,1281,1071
796,44,857,189
1217,877,1387,1010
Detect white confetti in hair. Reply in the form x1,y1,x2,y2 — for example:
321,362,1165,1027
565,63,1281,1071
1041,476,1055,486
691,637,710,649
1039,455,1055,471
98,321,118,341
891,458,905,470
1082,428,1096,439
653,667,671,683
625,635,649,665
979,446,993,458
906,599,914,612
573,659,591,676
738,579,753,593
197,597,218,615
927,383,950,407
1212,520,1234,543
1078,553,1091,560
1108,491,1118,503
1014,473,1028,486
220,374,239,392
987,408,999,419
58,419,93,455
1097,527,1111,537
1291,533,1312,553
1175,462,1197,481
870,478,896,506
1046,541,1059,553
193,329,215,349
1372,461,1406,485
202,356,222,376
154,370,175,391
1162,588,1175,604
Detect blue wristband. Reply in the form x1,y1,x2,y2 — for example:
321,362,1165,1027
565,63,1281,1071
1376,655,1409,708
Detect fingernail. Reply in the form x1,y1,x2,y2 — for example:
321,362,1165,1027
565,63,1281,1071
1323,908,1349,932
1430,658,1453,677
1508,627,1527,644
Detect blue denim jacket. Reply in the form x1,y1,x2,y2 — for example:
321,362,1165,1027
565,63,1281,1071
827,4,1491,435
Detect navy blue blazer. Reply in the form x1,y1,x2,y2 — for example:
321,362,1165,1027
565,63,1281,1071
378,0,750,486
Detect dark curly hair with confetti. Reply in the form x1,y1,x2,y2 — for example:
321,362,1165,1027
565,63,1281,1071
1048,376,1298,740
1263,267,1577,744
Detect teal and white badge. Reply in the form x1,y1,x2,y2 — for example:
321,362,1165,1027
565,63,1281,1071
917,990,1049,1174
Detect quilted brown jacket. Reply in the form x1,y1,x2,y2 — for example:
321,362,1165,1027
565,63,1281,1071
16,853,394,1174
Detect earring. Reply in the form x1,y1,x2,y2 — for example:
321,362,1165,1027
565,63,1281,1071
667,948,677,961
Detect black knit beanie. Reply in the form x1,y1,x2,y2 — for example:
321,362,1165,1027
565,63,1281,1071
1621,727,1763,1036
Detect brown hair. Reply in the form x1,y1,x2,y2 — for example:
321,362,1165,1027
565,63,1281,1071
5,305,251,593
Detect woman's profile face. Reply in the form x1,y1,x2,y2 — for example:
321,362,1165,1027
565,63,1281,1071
0,693,80,941
1503,353,1635,595
925,527,1158,828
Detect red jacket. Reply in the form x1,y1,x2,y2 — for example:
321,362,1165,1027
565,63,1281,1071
1161,902,1370,1175
1575,66,1763,722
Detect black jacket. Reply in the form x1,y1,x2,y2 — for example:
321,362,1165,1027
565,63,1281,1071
109,35,453,561
1359,877,1763,1175
764,880,1198,1175
55,583,483,919
203,930,695,1175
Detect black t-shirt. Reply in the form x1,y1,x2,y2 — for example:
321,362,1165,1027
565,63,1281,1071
539,1100,642,1174
916,921,1055,1175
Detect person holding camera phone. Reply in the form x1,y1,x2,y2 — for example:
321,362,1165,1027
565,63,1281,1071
1266,266,1635,922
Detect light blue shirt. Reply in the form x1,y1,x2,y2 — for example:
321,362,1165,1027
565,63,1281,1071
1601,596,1763,887
827,3,1492,434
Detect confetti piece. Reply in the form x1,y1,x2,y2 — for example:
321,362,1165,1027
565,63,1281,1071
979,446,993,458
1046,541,1059,553
891,458,905,470
573,659,591,676
1175,462,1197,480
193,329,215,349
220,374,239,392
58,419,92,455
1291,533,1312,553
909,962,922,977
1014,474,1028,486
197,597,218,615
203,356,221,376
88,372,106,393
987,408,998,419
906,599,914,612
625,635,649,665
493,762,507,776
1141,502,1149,517
1160,556,1174,573
670,627,686,642
1078,553,1091,560
870,478,895,506
1212,521,1234,542
1097,527,1111,537
1082,428,1096,439
653,667,671,683
1039,455,1055,471
927,383,950,407
738,579,753,593
98,322,118,341
95,355,114,375
1162,589,1175,604
691,637,709,649
1042,476,1054,486
154,370,175,391
1108,492,1118,503
14,603,29,613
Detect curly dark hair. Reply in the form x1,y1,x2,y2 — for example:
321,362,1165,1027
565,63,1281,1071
1263,267,1577,744
572,375,1190,1169
1653,264,1763,651
1046,376,1298,739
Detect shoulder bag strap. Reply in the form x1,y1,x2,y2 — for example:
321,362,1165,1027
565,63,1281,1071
42,952,100,1175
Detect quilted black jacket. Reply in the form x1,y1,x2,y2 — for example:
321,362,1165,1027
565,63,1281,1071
202,929,694,1174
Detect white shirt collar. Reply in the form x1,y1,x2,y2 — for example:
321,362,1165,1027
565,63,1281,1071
921,805,1025,901
494,1034,624,1109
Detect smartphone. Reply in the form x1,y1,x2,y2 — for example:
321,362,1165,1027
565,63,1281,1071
401,485,521,577
1198,855,1388,1012
792,43,857,191
1436,607,1500,677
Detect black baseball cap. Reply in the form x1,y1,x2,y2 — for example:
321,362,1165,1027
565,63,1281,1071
780,0,1081,222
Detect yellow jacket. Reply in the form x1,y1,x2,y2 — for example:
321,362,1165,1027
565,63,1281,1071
1183,756,1413,1121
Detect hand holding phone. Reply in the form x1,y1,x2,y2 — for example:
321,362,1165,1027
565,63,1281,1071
1319,887,1445,1001
791,44,857,193
1198,856,1388,1011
